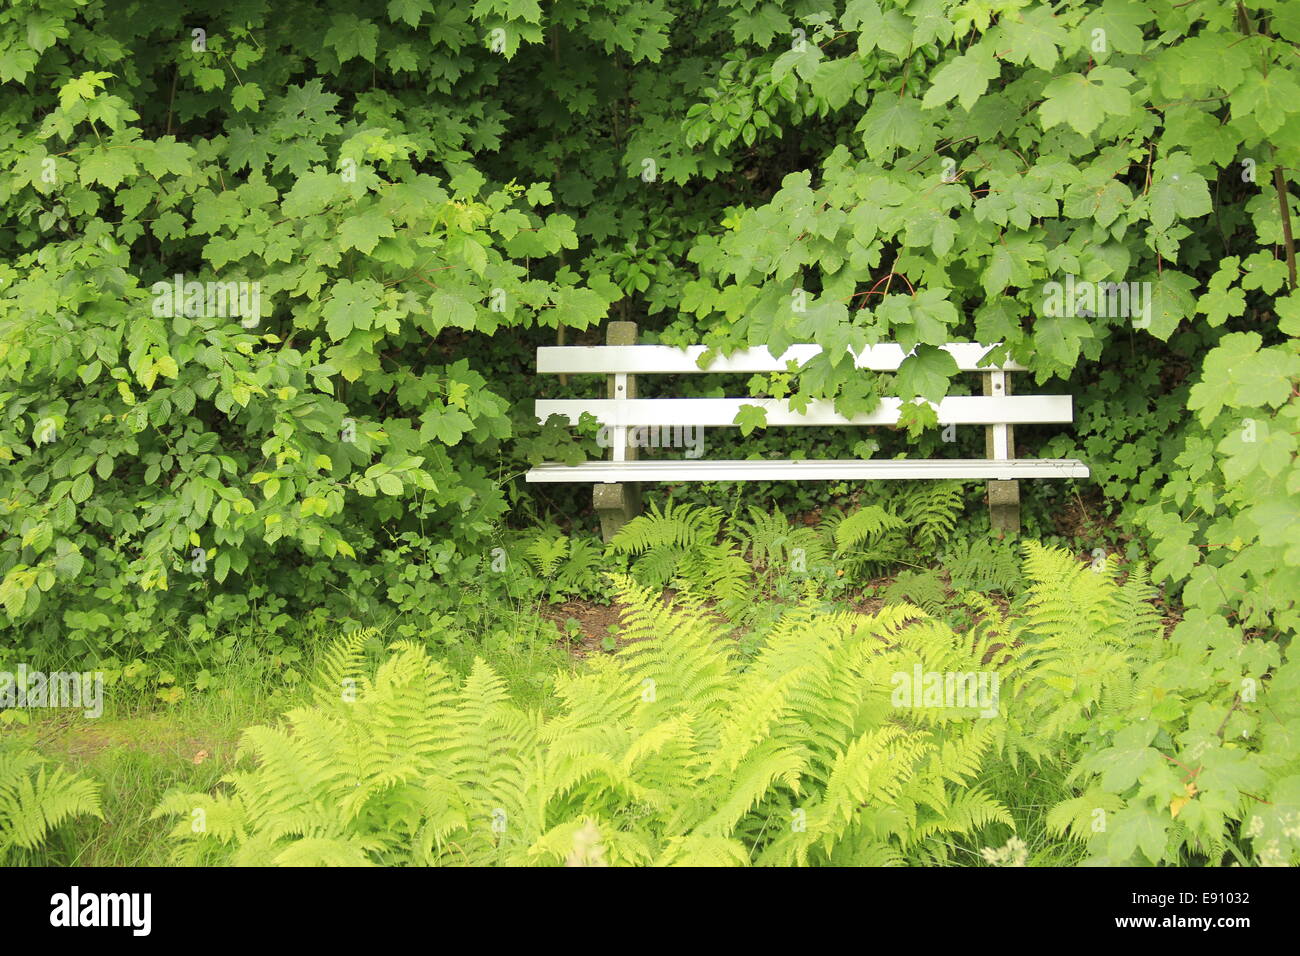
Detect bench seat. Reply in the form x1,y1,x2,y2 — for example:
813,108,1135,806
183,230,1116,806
526,458,1090,482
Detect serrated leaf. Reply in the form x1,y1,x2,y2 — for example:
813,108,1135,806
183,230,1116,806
734,404,768,436
921,43,1000,111
1039,68,1134,136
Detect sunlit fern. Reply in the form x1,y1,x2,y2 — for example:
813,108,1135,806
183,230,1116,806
0,748,102,864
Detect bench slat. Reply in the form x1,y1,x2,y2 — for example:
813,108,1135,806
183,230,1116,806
538,343,1026,374
536,395,1073,427
526,459,1091,482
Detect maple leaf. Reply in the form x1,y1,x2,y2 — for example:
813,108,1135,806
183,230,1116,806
921,42,1001,111
733,403,768,436
322,279,382,341
338,210,397,255
324,14,379,63
1039,67,1134,136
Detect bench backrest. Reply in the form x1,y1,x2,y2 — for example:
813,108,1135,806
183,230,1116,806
535,343,1070,462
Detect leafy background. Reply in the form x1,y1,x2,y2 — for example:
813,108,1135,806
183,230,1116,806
0,0,1296,760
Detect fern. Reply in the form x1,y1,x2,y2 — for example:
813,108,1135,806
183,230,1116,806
944,535,1025,596
827,483,965,582
731,506,792,571
161,569,1071,865
609,500,752,607
554,535,608,598
831,504,907,551
523,534,568,578
897,481,964,553
882,569,949,616
173,540,1269,867
0,748,102,863
610,499,723,554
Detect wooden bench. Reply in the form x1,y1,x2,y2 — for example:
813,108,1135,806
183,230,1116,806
526,321,1088,539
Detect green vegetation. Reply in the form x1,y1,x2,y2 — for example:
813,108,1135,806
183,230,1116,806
0,0,1295,866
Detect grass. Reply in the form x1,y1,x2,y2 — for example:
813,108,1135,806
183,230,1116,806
4,648,302,866
3,604,584,865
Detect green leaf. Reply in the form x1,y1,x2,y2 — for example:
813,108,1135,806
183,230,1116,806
734,404,768,436
1080,0,1150,56
1231,69,1300,135
811,57,865,111
896,345,958,402
418,406,472,445
847,0,913,59
858,96,924,159
1150,153,1212,231
1142,270,1198,341
1109,806,1169,864
921,42,1000,111
387,0,433,27
324,14,380,63
1000,7,1067,71
322,280,382,341
1277,293,1300,336
338,210,396,255
78,149,138,189
1039,67,1134,136
877,288,959,352
70,473,93,505
426,291,476,333
231,83,265,112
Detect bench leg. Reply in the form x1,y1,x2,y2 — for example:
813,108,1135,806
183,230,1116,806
987,479,1020,535
594,482,641,543
983,369,1020,535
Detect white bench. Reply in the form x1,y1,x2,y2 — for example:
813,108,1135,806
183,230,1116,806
526,322,1088,538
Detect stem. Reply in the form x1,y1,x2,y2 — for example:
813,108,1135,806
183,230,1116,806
1273,165,1297,291
1236,1,1297,290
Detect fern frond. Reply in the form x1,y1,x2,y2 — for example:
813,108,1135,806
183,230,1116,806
897,481,964,553
523,533,569,577
0,749,102,860
308,626,374,709
610,499,722,554
833,505,907,551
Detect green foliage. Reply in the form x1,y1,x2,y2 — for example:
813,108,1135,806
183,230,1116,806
832,504,908,552
0,0,1297,869
944,536,1025,596
2,0,1296,679
158,542,1296,867
609,488,963,605
829,481,964,578
1005,546,1297,865
1138,324,1300,636
523,534,569,579
0,746,102,863
517,528,611,603
609,499,751,605
155,575,1014,865
882,569,948,615
0,0,618,669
